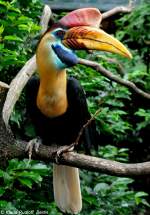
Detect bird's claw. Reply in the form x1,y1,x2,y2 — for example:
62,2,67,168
25,137,42,162
55,143,75,164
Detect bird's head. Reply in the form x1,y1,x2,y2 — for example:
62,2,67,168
37,8,132,72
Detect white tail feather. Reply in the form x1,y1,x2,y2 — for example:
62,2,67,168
53,164,82,214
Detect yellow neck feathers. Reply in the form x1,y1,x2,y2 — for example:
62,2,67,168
36,33,68,117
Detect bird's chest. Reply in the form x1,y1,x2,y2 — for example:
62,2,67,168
37,90,68,117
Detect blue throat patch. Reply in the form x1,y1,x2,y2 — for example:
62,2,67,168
52,43,78,69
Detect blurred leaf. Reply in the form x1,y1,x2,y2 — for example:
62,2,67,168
0,25,4,34
18,178,33,188
4,35,23,42
24,123,36,137
0,169,4,177
94,183,109,193
135,192,149,205
0,188,5,197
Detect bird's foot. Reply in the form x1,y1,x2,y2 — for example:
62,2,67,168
55,142,76,164
25,137,42,162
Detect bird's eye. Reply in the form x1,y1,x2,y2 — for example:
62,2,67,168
54,29,66,39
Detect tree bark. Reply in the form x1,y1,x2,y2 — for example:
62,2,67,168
0,84,15,167
1,136,150,177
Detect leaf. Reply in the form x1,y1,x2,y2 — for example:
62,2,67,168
18,178,33,188
10,109,22,127
118,148,129,153
7,158,19,171
83,195,98,206
30,163,49,175
135,191,148,198
94,183,109,193
24,123,36,137
3,172,13,185
112,178,134,190
0,44,4,51
18,24,30,31
0,1,7,7
0,201,17,210
0,188,5,197
4,35,23,42
0,200,8,208
141,199,150,207
18,171,42,183
0,169,4,177
13,190,27,199
135,108,147,117
18,16,31,23
0,25,4,34
9,7,21,14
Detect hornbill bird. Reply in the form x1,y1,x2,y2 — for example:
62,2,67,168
26,8,132,214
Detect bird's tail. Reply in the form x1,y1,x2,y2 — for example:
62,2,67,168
53,164,82,214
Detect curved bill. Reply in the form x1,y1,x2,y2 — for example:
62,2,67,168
62,26,132,59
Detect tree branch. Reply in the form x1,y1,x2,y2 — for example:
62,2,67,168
1,139,150,177
74,108,102,145
94,55,125,76
0,82,9,114
2,55,37,126
102,1,135,20
78,58,150,99
40,4,52,35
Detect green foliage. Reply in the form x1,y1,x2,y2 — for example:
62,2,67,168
135,108,150,130
0,159,49,189
0,159,54,213
79,146,149,215
116,1,150,62
0,0,42,82
0,0,43,132
81,175,147,215
98,145,129,162
0,147,148,215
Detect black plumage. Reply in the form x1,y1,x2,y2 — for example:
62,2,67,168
26,76,99,154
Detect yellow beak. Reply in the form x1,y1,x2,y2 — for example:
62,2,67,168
62,26,132,59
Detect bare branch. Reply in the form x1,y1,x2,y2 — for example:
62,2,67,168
95,55,125,76
102,2,135,20
78,58,150,99
0,83,9,114
1,139,150,177
62,152,150,177
74,109,102,146
2,55,37,126
2,5,51,127
40,4,52,35
0,82,9,89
